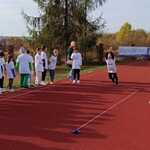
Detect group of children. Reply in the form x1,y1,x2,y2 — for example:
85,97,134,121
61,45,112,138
0,46,58,94
0,42,118,95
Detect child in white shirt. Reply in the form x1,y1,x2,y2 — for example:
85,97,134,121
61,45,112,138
0,52,5,94
41,46,48,85
71,47,82,84
49,49,58,84
35,48,44,86
6,56,16,92
105,51,118,85
16,47,32,88
27,50,34,87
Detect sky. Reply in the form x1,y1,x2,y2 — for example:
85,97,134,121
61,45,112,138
0,0,149,36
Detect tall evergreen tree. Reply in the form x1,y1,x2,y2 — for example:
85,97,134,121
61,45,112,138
23,0,106,57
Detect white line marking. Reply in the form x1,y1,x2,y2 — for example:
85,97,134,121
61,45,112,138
76,90,138,130
0,85,50,101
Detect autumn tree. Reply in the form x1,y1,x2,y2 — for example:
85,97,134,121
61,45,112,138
116,22,132,44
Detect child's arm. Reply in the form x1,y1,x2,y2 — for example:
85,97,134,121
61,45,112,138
71,53,74,60
11,69,16,77
29,62,32,71
49,56,52,63
12,62,16,77
15,62,19,71
42,53,47,69
15,57,19,71
79,54,82,66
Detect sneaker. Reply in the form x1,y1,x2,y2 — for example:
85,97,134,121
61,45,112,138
2,88,6,92
72,80,76,84
68,76,73,81
77,80,80,84
0,88,2,94
40,81,46,86
9,89,15,92
50,82,54,85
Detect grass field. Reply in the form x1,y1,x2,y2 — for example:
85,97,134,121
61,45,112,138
4,65,104,89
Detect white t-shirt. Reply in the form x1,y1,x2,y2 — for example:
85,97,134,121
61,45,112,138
0,57,5,78
49,55,57,70
35,53,44,72
16,53,32,74
105,58,117,73
41,51,48,69
28,54,34,63
27,54,34,74
71,52,82,69
6,61,15,79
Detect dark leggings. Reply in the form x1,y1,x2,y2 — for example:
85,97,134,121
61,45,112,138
73,69,80,80
49,70,55,82
109,73,118,85
0,76,4,88
42,69,47,81
8,79,14,89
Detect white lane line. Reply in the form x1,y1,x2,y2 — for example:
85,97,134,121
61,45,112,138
76,90,138,130
0,85,51,101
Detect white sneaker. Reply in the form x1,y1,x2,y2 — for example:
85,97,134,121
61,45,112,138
72,80,76,84
0,88,2,94
77,80,80,84
9,89,15,92
50,82,54,85
40,81,46,86
2,88,6,92
35,80,38,85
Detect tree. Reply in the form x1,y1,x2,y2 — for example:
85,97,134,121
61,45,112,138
23,0,106,60
116,22,132,44
125,29,147,46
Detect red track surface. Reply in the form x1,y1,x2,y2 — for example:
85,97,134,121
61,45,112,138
0,62,150,150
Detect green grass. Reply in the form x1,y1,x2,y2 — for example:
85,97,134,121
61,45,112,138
4,65,104,89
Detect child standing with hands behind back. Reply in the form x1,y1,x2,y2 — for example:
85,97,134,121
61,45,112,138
49,49,58,84
71,46,82,84
6,56,16,92
105,51,118,85
0,52,5,94
35,48,44,86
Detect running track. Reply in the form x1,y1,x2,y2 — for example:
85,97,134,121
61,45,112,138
0,62,150,150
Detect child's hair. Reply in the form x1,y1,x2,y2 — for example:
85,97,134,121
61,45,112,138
52,49,58,56
36,48,41,52
27,49,30,54
19,47,26,53
105,52,115,60
73,45,78,51
8,56,13,63
0,52,4,57
42,45,47,51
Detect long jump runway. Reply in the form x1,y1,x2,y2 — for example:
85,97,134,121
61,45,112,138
0,63,150,150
